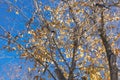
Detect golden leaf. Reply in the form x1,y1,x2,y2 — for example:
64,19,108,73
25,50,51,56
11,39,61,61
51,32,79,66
90,73,98,80
31,67,36,71
114,49,120,55
73,2,79,7
79,53,84,57
15,10,19,15
28,30,34,34
66,19,72,24
21,52,28,57
63,72,68,78
44,6,51,10
17,44,22,50
75,9,81,13
78,46,83,50
28,67,31,72
66,54,70,58
114,33,120,41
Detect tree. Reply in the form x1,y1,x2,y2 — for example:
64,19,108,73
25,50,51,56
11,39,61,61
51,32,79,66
0,0,120,80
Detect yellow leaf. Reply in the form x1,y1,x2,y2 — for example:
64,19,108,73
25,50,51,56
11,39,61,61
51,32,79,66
90,73,98,80
17,44,22,50
75,9,81,13
28,67,31,72
114,49,120,55
31,67,36,71
114,33,120,41
63,72,68,78
81,9,84,13
66,54,70,58
66,19,72,24
44,6,51,10
28,30,34,34
78,46,82,50
15,10,19,15
21,52,28,57
73,2,79,7
78,53,84,57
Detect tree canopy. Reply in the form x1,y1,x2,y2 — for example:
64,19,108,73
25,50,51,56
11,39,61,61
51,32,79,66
0,0,120,80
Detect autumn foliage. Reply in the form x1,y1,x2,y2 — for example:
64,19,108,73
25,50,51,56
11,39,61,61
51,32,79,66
0,0,120,80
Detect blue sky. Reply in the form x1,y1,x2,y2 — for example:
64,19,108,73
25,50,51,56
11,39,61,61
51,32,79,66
0,0,34,79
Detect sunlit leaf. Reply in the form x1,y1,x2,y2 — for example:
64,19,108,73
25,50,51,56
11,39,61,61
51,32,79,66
15,10,19,15
44,6,51,10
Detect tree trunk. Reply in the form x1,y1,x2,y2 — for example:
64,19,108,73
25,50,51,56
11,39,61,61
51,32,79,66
99,10,118,80
55,68,66,80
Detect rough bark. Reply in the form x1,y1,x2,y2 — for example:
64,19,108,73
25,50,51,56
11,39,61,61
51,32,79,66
55,68,66,80
99,10,118,80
